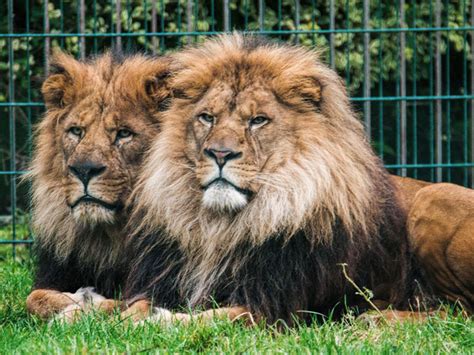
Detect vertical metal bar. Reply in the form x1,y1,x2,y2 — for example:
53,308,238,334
471,0,474,187
126,0,131,51
44,0,50,75
329,0,335,69
143,0,148,51
462,0,468,185
186,0,193,43
258,0,264,32
294,0,300,44
277,0,282,36
310,0,315,46
93,0,98,53
435,0,442,182
399,0,407,176
377,0,384,158
345,0,350,86
177,0,182,45
60,0,64,48
7,0,16,257
224,0,230,32
115,0,122,52
395,3,401,175
26,0,32,156
79,0,85,59
110,0,114,47
211,0,215,32
151,0,157,53
445,0,451,181
411,1,418,178
243,0,248,30
26,0,33,242
429,1,434,181
160,0,165,52
363,0,371,139
193,0,198,41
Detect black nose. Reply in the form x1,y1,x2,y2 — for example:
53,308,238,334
68,161,106,187
204,148,242,167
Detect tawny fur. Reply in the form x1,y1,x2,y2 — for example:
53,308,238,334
408,183,474,312
29,51,170,271
125,34,411,323
26,51,172,319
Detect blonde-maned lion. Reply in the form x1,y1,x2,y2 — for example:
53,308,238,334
26,51,172,320
121,34,423,325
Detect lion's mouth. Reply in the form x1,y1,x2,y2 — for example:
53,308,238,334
70,195,121,211
203,178,253,197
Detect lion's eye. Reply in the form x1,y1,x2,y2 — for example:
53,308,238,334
115,128,134,143
249,116,269,129
68,126,84,138
198,113,215,127
117,129,133,139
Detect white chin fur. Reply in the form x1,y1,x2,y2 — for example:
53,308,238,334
202,182,248,212
72,203,116,225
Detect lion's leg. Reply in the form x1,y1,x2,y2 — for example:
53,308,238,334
27,288,123,322
121,299,153,322
121,301,252,325
52,287,122,322
26,289,79,319
358,309,448,324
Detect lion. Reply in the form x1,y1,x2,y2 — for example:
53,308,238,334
25,51,172,320
408,183,474,313
121,34,420,325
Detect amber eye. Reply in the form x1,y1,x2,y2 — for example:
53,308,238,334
197,113,215,127
68,126,84,137
249,115,269,129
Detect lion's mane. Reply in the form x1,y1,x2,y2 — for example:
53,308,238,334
125,34,412,323
29,52,170,296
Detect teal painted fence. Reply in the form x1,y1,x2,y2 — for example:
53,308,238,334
1,0,473,256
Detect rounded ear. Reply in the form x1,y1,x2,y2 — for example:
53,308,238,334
274,75,322,112
144,69,172,111
41,51,84,109
297,76,322,110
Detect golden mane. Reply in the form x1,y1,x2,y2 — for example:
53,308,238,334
134,34,382,248
128,34,408,313
29,51,171,272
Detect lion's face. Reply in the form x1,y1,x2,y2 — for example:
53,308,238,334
32,52,171,231
58,93,156,224
135,35,380,249
189,84,301,212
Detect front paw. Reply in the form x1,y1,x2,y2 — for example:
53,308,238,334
52,303,84,324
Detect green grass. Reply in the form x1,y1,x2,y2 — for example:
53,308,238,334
0,258,473,354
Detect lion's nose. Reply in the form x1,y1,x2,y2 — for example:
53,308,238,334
204,147,242,167
68,161,106,187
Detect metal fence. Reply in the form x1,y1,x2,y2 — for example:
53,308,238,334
1,0,474,255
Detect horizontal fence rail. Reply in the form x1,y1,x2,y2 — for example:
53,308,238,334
1,0,473,257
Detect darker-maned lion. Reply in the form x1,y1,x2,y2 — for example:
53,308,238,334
122,34,417,325
26,51,172,319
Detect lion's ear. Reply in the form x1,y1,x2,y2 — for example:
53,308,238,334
297,76,322,109
145,69,172,111
276,75,322,111
41,51,84,109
